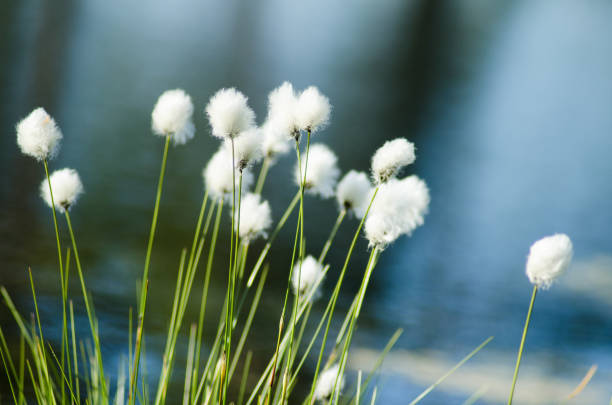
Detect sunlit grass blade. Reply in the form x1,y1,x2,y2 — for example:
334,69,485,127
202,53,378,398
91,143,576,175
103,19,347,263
237,350,252,405
462,385,488,405
182,324,197,405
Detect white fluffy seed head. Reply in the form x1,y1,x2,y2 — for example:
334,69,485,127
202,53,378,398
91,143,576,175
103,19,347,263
314,364,344,401
295,86,331,134
40,168,84,213
203,147,254,201
291,255,325,302
267,82,299,139
371,138,416,184
225,127,263,171
16,108,63,161
336,171,372,218
236,193,272,242
294,143,340,199
365,176,430,250
205,88,255,139
526,234,573,289
151,89,195,145
261,119,291,160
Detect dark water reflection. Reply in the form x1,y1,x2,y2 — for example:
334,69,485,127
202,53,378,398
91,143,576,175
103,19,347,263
2,0,612,403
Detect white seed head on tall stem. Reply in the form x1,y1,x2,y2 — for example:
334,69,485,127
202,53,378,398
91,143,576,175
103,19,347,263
291,255,325,302
205,88,255,139
294,143,340,199
236,193,271,242
203,147,254,201
314,364,344,402
266,82,299,139
371,138,416,184
336,170,372,218
40,168,84,213
365,176,430,250
225,127,263,171
526,234,573,289
261,119,291,161
16,107,63,161
151,89,195,145
295,86,331,134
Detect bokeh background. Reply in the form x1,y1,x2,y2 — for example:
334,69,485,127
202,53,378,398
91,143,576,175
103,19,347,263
2,0,612,403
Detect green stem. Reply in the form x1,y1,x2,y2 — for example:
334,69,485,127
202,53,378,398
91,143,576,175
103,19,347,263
318,210,346,264
507,285,537,405
255,156,270,195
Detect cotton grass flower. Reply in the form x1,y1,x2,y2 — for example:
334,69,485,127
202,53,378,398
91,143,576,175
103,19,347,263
151,89,195,145
294,143,340,198
204,147,253,200
371,138,416,184
365,176,429,249
295,86,331,134
16,107,63,161
291,255,325,302
40,168,84,213
336,171,372,218
225,127,263,171
266,82,299,139
314,364,344,401
526,234,573,289
206,88,255,139
236,193,271,242
261,119,291,160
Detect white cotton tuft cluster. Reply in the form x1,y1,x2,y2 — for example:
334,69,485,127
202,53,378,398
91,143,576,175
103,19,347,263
203,147,253,200
266,82,300,139
237,193,272,242
336,171,372,218
225,127,263,170
206,88,255,139
16,108,63,161
151,89,195,145
365,176,429,249
291,255,325,302
40,168,84,213
295,86,331,134
371,138,416,184
525,234,573,289
261,120,291,160
294,143,340,198
314,364,344,401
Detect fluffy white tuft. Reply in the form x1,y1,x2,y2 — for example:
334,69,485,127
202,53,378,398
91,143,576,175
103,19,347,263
371,138,416,184
237,193,272,242
151,89,195,145
526,234,573,289
40,168,84,213
291,255,325,302
205,88,255,139
295,86,331,134
261,119,291,160
336,171,372,218
294,143,340,198
365,176,430,249
225,127,263,170
314,364,344,401
203,147,254,200
16,107,63,161
266,82,299,139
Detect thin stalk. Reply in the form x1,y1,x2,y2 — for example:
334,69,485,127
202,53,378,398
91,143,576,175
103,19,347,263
187,190,209,275
507,285,538,405
64,210,107,398
254,156,271,195
237,351,252,405
183,324,197,405
318,210,346,264
69,301,80,404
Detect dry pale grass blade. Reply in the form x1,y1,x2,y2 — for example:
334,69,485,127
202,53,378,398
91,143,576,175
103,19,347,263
565,364,597,400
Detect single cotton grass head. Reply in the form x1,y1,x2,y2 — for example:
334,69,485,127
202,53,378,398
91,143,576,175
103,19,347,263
294,143,340,198
295,86,331,134
40,168,84,213
206,88,255,139
151,89,195,145
236,193,271,242
365,176,430,250
371,138,416,184
526,234,573,289
266,82,299,139
16,107,63,161
291,255,325,302
261,119,291,160
203,147,254,201
314,364,344,402
336,170,372,218
225,127,263,171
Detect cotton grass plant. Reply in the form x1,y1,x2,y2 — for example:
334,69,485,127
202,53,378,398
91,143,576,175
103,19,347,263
5,81,557,405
